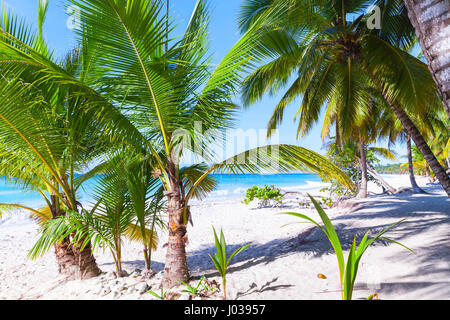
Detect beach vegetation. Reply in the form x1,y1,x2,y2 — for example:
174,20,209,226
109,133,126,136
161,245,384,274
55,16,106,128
242,185,284,207
374,163,404,174
279,194,415,300
208,227,250,300
179,275,207,297
0,0,353,287
52,0,352,289
320,139,398,198
28,152,165,278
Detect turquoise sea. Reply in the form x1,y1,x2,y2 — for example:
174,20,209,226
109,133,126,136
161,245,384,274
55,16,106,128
0,173,326,209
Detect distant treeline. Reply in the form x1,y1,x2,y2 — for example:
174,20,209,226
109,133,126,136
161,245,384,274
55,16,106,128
374,163,405,174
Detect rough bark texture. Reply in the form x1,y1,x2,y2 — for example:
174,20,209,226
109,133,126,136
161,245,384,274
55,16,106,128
407,135,426,193
162,205,189,289
162,161,190,289
54,239,78,279
73,238,101,280
357,138,368,198
53,237,100,280
50,195,79,279
404,0,450,117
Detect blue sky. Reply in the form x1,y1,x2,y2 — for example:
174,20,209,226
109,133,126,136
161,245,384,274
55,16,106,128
4,0,405,164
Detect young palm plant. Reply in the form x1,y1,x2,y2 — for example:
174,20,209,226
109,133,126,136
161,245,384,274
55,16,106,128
238,0,450,196
208,227,250,300
121,151,166,274
28,154,133,278
60,0,355,289
30,152,166,278
279,194,415,300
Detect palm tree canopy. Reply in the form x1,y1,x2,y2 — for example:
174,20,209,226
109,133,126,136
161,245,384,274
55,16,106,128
238,0,441,140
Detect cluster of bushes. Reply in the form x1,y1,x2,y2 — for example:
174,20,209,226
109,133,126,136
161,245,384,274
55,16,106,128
242,185,284,207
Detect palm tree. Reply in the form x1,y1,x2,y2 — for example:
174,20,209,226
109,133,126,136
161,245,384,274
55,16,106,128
29,151,167,278
0,1,114,279
0,0,150,279
404,0,450,117
120,152,166,274
57,0,354,288
238,0,450,196
405,134,425,192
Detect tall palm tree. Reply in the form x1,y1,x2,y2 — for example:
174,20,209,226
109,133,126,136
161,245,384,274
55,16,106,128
57,0,354,288
238,0,450,196
0,0,353,288
322,87,402,197
404,0,450,117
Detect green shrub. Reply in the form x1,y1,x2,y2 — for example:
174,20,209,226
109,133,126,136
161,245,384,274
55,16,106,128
242,185,284,207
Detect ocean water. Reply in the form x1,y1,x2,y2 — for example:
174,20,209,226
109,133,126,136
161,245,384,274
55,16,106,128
0,173,326,209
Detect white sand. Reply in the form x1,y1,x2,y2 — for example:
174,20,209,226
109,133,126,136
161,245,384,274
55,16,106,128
0,174,448,300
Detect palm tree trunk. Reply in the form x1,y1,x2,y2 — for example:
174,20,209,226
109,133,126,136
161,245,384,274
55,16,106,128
366,164,398,194
357,138,368,198
162,161,189,289
388,100,450,196
50,194,79,279
404,0,450,117
335,119,341,154
53,231,100,280
50,193,100,279
143,245,151,271
407,134,426,193
54,239,78,279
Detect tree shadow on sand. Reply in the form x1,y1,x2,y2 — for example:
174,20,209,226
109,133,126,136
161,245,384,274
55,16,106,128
234,277,294,299
186,186,449,298
106,186,448,298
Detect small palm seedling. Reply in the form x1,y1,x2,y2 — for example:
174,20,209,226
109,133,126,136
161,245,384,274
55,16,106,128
279,194,415,300
208,227,250,300
148,287,167,300
179,276,206,297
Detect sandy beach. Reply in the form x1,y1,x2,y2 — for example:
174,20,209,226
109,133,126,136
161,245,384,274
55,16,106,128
0,174,448,300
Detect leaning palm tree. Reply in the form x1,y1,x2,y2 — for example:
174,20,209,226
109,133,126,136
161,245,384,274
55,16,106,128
403,0,450,117
60,0,354,288
238,0,450,196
